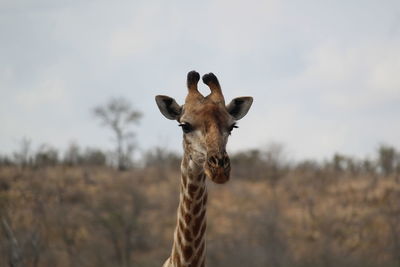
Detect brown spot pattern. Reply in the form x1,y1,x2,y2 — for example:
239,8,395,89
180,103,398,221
190,258,199,267
176,194,207,266
196,173,204,182
193,209,206,237
197,186,205,199
188,183,198,198
184,213,192,224
172,161,210,266
190,250,201,267
202,194,208,205
193,218,203,237
182,245,193,260
198,242,205,259
183,228,193,242
193,201,202,215
194,234,202,248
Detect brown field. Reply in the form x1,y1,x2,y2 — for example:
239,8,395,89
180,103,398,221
0,149,399,267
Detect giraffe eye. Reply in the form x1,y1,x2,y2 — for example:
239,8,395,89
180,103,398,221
179,123,193,133
228,123,238,134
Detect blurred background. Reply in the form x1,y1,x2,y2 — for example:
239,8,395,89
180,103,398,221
1,0,400,266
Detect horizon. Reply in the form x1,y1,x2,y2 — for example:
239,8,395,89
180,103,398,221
2,135,397,165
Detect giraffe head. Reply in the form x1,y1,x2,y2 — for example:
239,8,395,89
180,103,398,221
156,71,253,184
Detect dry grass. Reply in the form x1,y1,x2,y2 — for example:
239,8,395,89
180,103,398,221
0,164,399,267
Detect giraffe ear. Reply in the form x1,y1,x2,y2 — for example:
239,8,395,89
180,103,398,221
226,97,253,120
155,95,182,120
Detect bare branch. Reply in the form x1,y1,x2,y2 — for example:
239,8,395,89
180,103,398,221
92,97,142,170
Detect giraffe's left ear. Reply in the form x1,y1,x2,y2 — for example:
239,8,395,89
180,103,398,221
155,95,182,120
226,97,253,120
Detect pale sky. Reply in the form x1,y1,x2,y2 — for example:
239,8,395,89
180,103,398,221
1,0,400,160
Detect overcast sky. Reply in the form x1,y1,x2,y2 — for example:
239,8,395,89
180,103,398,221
1,0,400,160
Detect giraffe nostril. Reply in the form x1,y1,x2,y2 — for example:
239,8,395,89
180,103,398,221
223,157,230,168
208,153,230,168
208,156,218,165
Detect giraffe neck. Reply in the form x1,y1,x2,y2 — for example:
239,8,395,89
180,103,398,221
167,153,208,267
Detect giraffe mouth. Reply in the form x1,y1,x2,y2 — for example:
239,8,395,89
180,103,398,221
204,151,231,184
204,162,231,184
212,174,230,184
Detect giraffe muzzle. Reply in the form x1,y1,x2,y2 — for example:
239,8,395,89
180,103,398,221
205,152,231,184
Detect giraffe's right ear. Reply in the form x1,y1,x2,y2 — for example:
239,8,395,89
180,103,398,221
155,95,182,120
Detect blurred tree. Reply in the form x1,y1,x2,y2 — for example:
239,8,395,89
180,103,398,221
143,147,180,169
34,144,58,167
89,179,149,267
231,149,263,180
82,148,107,166
13,137,32,168
362,158,376,174
63,142,81,166
1,218,22,267
0,155,13,167
332,153,346,172
378,145,397,176
295,160,320,173
262,143,288,185
92,97,142,171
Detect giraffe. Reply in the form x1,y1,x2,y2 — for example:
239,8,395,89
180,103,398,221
155,71,253,267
